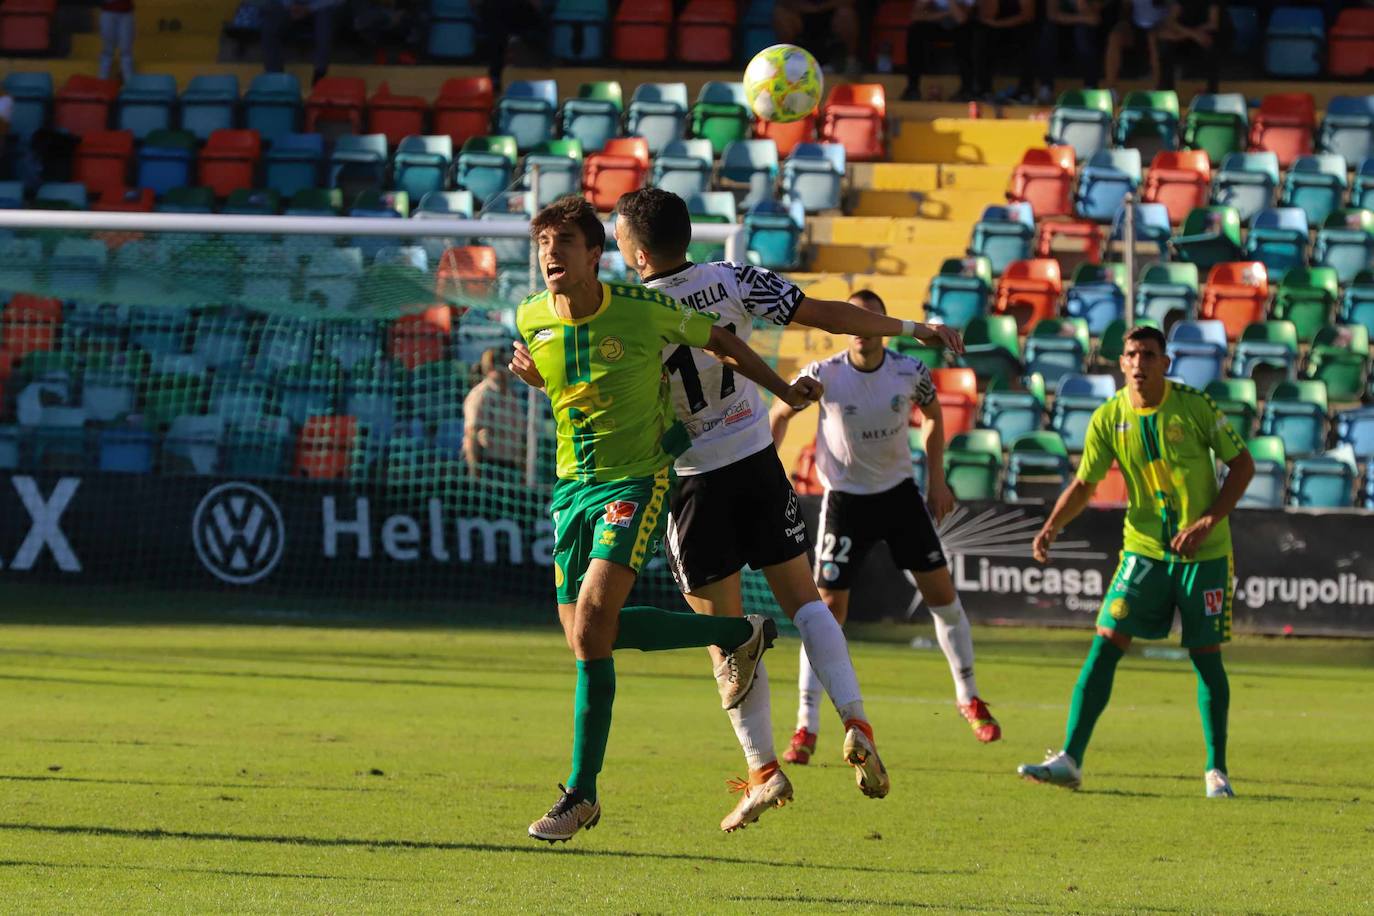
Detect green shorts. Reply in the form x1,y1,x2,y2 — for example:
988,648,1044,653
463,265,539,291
550,467,672,605
1097,551,1234,648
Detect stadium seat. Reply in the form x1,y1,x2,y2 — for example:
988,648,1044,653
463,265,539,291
50,237,106,296
1144,150,1212,226
1264,5,1326,77
959,315,1022,389
1349,160,1374,210
720,138,779,209
179,74,239,142
611,0,671,63
1038,218,1102,277
163,414,226,475
393,135,453,202
199,129,261,199
304,76,366,139
1239,434,1287,508
1064,262,1126,336
626,82,689,155
1008,146,1075,219
926,257,993,330
968,203,1035,276
1316,96,1374,168
790,441,823,495
1183,93,1248,167
1260,379,1329,457
295,415,359,479
944,430,1003,501
1024,318,1090,386
550,0,607,62
437,245,498,300
1200,261,1269,341
1306,324,1370,401
1329,9,1374,78
1108,201,1172,261
821,84,885,162
1232,319,1299,390
650,138,714,200
1249,93,1315,168
690,81,752,156
1272,266,1340,343
95,186,155,212
686,191,737,262
495,79,558,152
1336,405,1374,457
1136,262,1198,326
1166,319,1228,388
116,73,177,140
264,132,325,198
1171,206,1243,272
754,113,817,158
1290,453,1357,508
1047,88,1115,162
1074,148,1141,222
33,181,87,210
0,0,55,53
929,367,978,441
434,77,494,148
54,75,118,137
1004,430,1072,503
155,185,215,214
1340,270,1374,338
1051,374,1115,451
428,0,478,59
1278,156,1345,232
96,426,155,474
1,294,60,360
676,0,736,64
978,384,1044,444
455,135,518,207
1115,90,1179,158
1210,152,1279,225
276,361,339,427
194,316,252,372
1314,209,1374,285
224,413,293,478
559,81,622,154
1206,378,1258,441
388,308,451,370
136,129,196,196
522,139,583,207
1245,207,1310,275
244,73,302,146
4,71,51,140
743,196,804,270
582,136,649,211
993,258,1061,334
366,83,427,149
223,188,280,216
304,247,364,312
477,190,536,264
74,130,134,200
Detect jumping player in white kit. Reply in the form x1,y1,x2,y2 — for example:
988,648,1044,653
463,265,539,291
769,290,1000,769
611,189,964,831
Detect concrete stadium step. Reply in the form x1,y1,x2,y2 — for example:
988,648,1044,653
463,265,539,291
787,273,929,318
847,189,996,221
849,162,1012,192
808,216,977,246
891,117,1049,165
808,242,950,276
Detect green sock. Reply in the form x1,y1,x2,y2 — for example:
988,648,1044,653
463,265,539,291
567,657,615,803
613,605,753,652
1063,635,1124,766
1190,651,1229,773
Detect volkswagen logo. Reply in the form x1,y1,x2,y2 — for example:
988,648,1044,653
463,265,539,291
191,482,286,585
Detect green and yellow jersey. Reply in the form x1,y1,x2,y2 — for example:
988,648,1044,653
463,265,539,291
517,282,716,482
1077,381,1247,562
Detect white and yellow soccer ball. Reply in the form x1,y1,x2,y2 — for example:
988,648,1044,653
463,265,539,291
742,43,823,123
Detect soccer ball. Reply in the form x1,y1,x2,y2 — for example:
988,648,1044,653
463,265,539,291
743,43,823,123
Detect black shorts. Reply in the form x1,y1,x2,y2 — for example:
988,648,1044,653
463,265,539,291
664,445,810,594
813,479,948,591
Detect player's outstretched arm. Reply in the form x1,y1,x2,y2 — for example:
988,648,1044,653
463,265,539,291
703,325,822,410
508,340,546,393
1170,449,1255,557
768,396,798,449
1032,479,1097,564
791,297,965,355
917,396,955,524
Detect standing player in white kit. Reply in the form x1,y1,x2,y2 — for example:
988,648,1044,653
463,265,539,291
769,290,1000,770
611,189,964,831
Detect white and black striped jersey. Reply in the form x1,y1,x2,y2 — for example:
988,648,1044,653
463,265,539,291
798,349,937,495
644,260,804,476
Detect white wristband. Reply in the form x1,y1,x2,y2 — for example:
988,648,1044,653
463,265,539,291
900,319,919,338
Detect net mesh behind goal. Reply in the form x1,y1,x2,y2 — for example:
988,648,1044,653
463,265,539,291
0,215,786,622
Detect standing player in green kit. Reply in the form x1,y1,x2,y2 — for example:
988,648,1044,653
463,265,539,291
1019,325,1254,797
509,196,822,842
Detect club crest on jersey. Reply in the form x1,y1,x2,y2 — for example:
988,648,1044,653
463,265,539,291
843,404,858,416
890,395,903,412
1109,598,1130,620
820,561,840,582
1166,419,1187,444
598,336,625,361
604,500,639,528
1203,588,1225,616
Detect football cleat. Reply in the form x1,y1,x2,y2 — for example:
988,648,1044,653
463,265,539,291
842,720,890,799
528,785,601,843
720,763,794,832
1205,769,1234,798
1017,750,1082,790
713,614,778,710
782,728,817,765
958,697,1002,743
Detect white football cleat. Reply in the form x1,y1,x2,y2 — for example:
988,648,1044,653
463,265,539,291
720,766,793,832
713,614,777,710
528,786,601,842
842,722,890,799
1017,749,1082,790
1205,769,1234,798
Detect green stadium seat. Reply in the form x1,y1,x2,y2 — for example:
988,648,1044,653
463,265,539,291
1279,154,1348,227
1024,318,1089,386
1272,266,1340,343
1116,90,1180,158
690,81,752,156
1171,205,1243,272
1239,434,1288,507
559,81,623,154
223,188,280,215
944,429,1003,501
1211,152,1279,225
1306,324,1371,402
140,375,206,433
1136,262,1199,326
1205,378,1258,441
959,315,1022,389
1048,88,1115,162
1232,319,1299,394
1314,209,1374,284
1183,93,1248,166
1260,379,1329,457
1004,430,1072,503
287,187,343,216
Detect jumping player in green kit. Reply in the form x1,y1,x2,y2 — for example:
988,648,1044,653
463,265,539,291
1019,325,1255,797
508,196,822,842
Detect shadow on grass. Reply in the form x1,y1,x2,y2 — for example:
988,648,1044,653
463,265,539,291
726,893,1035,912
0,822,970,875
0,774,393,793
0,858,405,883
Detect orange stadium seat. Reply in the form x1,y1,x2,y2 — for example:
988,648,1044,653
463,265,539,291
612,0,672,63
1200,261,1270,340
94,186,155,212
791,441,824,495
870,0,910,68
54,75,118,137
295,415,358,479
821,84,885,162
305,76,367,135
1143,150,1212,225
995,258,1063,333
928,367,978,441
438,245,498,301
0,0,55,53
74,129,135,199
755,114,817,158
369,83,428,147
1036,220,1102,275
1328,9,1374,78
1009,146,1076,219
1,294,61,359
198,129,261,198
582,136,649,210
1090,463,1128,507
676,0,736,64
1249,93,1315,167
387,307,451,369
434,77,495,149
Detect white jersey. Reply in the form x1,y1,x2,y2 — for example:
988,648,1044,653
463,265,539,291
798,349,937,495
644,261,804,476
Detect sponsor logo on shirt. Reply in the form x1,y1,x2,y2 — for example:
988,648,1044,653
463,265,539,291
535,328,555,342
1114,422,1131,434
1203,588,1225,616
598,336,625,361
860,425,903,441
603,500,639,528
723,401,753,426
785,490,799,523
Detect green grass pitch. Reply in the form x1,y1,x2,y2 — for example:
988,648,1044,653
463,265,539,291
1,617,1372,913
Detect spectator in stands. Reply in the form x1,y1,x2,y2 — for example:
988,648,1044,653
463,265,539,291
902,0,976,102
262,0,345,85
1035,0,1106,102
1156,1,1226,92
970,0,1037,104
774,0,863,76
350,0,422,65
473,0,547,93
99,0,136,83
1105,0,1169,88
463,346,527,479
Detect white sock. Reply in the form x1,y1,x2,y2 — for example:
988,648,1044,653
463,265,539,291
727,659,776,770
929,598,979,704
792,600,866,725
796,644,823,733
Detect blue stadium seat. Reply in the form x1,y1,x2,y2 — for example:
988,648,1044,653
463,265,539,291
264,133,324,198
1003,430,1072,503
136,130,195,196
81,372,135,422
163,414,226,475
1238,435,1287,508
478,191,536,264
394,135,453,201
35,181,89,210
329,133,389,192
1211,151,1279,225
1166,319,1228,388
428,0,478,60
522,140,582,207
416,189,475,218
559,82,622,153
244,73,302,146
1318,96,1374,166
1245,207,1310,275
1136,262,1198,325
1279,154,1348,228
3,71,52,140
1063,262,1126,336
1074,148,1140,222
97,426,155,474
1264,6,1327,78
1314,209,1374,284
1260,379,1329,458
1290,454,1356,507
721,138,779,209
1047,89,1114,162
978,388,1044,444
1233,319,1299,382
744,196,805,270
116,73,177,140
193,315,251,372
1051,374,1115,451
625,83,689,155
494,79,558,152
224,414,293,477
456,136,518,208
1340,271,1374,339
741,0,777,58
1110,201,1172,260
651,138,715,200
550,0,608,62
926,256,993,330
968,203,1035,276
1023,318,1089,386
180,74,239,141
781,142,845,213
1336,406,1374,459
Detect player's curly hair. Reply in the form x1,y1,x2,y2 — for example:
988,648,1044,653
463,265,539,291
529,195,605,253
614,188,692,259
